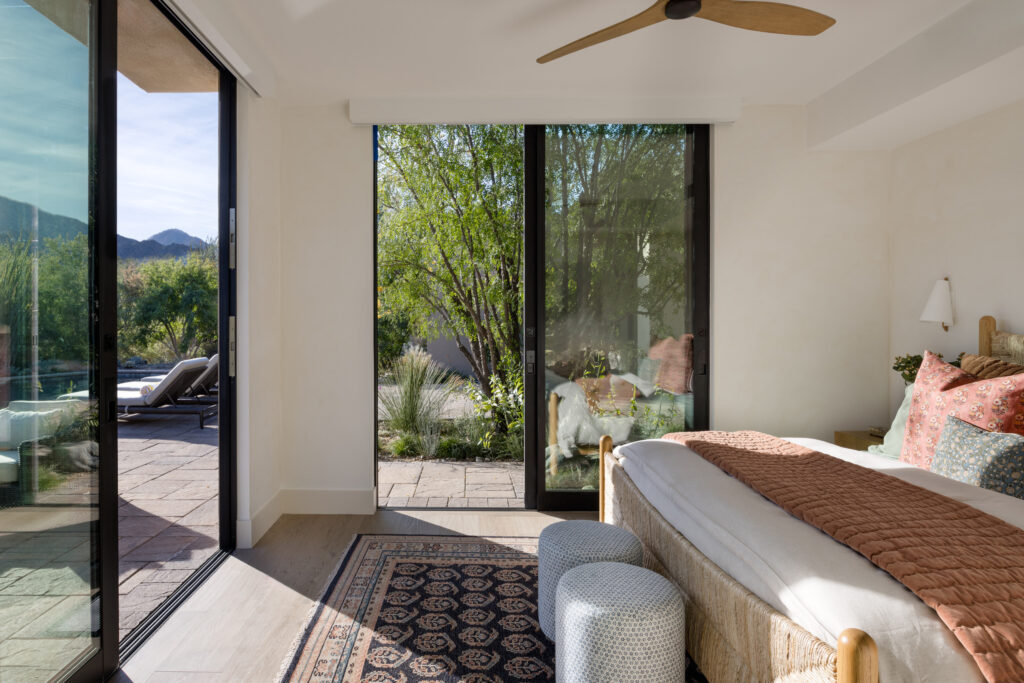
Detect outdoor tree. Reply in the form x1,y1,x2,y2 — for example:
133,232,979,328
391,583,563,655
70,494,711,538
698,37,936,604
120,251,218,361
544,124,694,377
37,234,90,362
377,125,524,429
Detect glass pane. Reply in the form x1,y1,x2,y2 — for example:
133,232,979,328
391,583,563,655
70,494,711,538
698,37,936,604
376,125,526,509
0,1,100,679
544,125,697,492
115,0,221,641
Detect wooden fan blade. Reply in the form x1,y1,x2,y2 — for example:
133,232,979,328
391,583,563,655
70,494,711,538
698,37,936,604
697,0,835,35
537,0,669,64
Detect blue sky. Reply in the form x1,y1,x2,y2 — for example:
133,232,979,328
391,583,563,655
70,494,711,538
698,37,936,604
0,1,218,242
117,74,218,242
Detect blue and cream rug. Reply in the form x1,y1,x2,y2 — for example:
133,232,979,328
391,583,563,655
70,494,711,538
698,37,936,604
279,535,555,682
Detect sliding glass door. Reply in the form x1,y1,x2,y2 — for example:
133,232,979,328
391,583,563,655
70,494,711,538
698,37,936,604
528,125,709,509
0,0,117,679
374,124,708,511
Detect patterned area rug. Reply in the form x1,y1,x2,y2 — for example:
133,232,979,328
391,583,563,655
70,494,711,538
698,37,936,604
280,535,555,682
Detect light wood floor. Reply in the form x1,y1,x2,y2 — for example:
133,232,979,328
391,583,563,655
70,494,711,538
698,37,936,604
114,509,596,682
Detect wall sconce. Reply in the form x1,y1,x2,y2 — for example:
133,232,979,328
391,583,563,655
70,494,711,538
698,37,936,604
920,277,953,332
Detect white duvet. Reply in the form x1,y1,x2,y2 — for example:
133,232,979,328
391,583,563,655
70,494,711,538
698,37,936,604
615,438,1024,683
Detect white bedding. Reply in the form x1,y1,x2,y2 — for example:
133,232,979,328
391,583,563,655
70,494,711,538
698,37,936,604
615,437,1024,683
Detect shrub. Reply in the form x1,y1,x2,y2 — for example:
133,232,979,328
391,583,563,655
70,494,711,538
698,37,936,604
377,311,411,369
436,437,487,461
468,365,524,448
391,433,420,458
547,462,599,490
380,348,463,435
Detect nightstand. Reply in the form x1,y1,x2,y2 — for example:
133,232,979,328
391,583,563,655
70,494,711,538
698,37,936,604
834,430,883,451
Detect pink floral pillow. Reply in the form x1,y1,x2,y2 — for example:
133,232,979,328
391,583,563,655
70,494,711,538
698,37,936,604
901,351,1024,469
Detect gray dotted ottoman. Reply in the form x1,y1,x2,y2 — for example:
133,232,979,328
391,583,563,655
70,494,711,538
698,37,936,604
537,520,643,641
555,561,686,683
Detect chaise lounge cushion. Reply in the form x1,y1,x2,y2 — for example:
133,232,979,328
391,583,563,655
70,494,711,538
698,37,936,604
0,408,66,450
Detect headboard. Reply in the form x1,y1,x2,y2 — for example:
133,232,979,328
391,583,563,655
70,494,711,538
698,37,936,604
980,315,997,356
979,315,1024,363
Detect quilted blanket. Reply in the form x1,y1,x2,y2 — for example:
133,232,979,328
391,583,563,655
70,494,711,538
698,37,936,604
662,430,1024,683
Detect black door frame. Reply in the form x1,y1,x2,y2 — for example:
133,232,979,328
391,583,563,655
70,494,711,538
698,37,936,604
524,124,711,511
67,0,120,679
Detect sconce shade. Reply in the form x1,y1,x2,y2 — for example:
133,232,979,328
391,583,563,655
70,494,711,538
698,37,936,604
920,278,953,326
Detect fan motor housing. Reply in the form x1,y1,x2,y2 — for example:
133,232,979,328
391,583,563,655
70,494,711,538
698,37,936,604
665,0,702,20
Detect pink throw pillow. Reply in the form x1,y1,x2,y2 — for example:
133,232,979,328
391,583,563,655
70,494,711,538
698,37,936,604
901,351,1024,469
648,334,694,394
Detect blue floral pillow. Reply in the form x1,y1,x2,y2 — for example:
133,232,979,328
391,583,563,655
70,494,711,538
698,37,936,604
931,416,1024,499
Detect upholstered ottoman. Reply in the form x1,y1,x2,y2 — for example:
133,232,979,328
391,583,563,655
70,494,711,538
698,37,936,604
537,520,643,640
555,561,686,683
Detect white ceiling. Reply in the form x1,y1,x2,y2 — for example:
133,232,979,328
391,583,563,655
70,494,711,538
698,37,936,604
171,0,1024,147
176,0,970,102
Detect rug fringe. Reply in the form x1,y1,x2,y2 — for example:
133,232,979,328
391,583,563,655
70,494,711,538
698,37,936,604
275,533,360,683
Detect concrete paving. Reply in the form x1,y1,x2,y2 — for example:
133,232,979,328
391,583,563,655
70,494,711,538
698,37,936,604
378,460,524,508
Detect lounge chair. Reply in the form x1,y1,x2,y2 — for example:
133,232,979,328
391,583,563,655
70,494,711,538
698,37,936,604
137,354,219,402
62,357,218,428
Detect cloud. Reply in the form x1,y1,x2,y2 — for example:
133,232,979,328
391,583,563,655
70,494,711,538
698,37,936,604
117,74,219,242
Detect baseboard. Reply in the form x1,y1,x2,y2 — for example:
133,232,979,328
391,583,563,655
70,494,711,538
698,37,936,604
237,489,283,549
279,487,377,515
236,487,376,549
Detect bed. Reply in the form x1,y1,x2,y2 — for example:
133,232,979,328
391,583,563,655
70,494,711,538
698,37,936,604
598,315,1024,683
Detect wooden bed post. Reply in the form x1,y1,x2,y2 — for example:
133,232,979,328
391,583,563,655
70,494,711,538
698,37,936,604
598,434,613,523
837,628,878,683
980,315,997,357
548,393,560,476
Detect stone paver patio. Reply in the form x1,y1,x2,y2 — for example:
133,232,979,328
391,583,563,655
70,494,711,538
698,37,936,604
378,460,524,508
0,412,220,679
117,414,219,640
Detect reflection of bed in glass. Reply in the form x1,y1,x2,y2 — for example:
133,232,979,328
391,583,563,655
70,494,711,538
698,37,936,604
545,333,695,487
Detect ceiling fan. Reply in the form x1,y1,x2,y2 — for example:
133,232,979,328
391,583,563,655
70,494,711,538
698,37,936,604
537,0,836,64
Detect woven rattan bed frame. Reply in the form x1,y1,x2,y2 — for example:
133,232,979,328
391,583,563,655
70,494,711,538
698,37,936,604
598,440,878,683
593,316,1022,681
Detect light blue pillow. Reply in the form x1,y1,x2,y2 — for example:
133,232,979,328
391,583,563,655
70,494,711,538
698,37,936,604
868,383,915,460
931,416,1024,499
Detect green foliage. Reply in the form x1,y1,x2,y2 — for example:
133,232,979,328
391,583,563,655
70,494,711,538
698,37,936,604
893,351,964,384
380,348,464,435
0,234,91,368
547,462,599,491
36,464,65,492
544,125,695,372
391,433,420,458
436,437,487,461
629,404,690,441
377,125,523,428
377,310,411,369
37,234,90,362
468,363,524,447
0,239,32,366
120,251,218,361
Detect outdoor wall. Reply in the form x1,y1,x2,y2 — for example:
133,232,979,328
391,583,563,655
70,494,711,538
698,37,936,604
711,106,893,439
887,99,1024,411
235,89,286,547
278,105,376,516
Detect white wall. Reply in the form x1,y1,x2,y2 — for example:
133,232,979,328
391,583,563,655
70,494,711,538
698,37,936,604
234,104,960,542
236,89,285,547
277,106,376,515
712,107,893,439
887,99,1024,411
